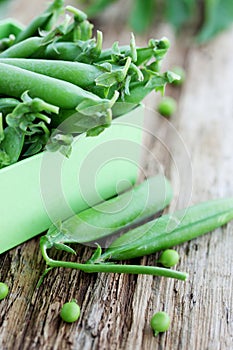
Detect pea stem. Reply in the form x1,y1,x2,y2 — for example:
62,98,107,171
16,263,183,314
40,239,187,281
66,5,87,21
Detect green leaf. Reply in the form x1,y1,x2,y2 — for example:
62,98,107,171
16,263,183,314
197,0,233,43
86,0,118,18
95,57,131,87
0,127,24,167
95,62,112,72
165,0,195,30
23,140,43,156
45,131,73,157
95,72,120,87
165,71,181,83
129,0,155,33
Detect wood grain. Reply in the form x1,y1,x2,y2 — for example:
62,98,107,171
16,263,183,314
0,1,233,349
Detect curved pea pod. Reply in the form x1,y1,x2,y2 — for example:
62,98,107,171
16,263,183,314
39,176,192,282
15,0,65,43
0,57,131,90
101,197,233,260
0,37,43,58
41,175,173,247
39,42,81,60
0,58,106,87
36,30,103,63
0,63,114,117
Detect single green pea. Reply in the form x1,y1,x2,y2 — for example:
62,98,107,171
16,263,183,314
0,282,9,300
150,311,170,336
60,300,80,323
158,249,180,267
171,66,186,86
157,97,177,117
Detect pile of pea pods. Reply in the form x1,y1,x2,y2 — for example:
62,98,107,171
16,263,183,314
0,0,178,169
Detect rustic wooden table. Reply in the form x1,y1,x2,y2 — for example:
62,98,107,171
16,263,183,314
0,1,233,349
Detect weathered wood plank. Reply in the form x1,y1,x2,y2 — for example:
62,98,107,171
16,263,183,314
0,1,233,349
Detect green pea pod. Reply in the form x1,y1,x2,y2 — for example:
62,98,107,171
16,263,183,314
101,197,233,261
0,63,112,115
41,175,173,246
35,41,82,60
0,58,104,87
15,0,65,43
0,58,131,90
0,37,44,58
40,176,188,281
36,30,103,63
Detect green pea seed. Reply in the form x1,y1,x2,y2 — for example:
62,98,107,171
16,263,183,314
158,249,180,267
0,282,9,300
60,300,80,323
150,311,170,336
157,97,177,117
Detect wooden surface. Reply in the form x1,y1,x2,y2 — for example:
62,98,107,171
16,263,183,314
1,1,233,349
